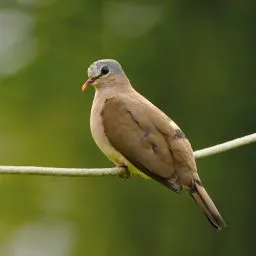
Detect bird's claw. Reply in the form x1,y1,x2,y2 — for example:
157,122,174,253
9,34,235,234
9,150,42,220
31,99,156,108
117,164,130,179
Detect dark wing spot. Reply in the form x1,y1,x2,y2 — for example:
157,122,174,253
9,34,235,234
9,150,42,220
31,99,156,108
139,131,150,141
151,143,158,154
174,129,186,139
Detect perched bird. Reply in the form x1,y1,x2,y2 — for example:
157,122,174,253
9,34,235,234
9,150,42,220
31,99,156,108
82,59,226,230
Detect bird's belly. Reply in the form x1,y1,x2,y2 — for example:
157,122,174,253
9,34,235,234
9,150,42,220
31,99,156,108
90,108,149,179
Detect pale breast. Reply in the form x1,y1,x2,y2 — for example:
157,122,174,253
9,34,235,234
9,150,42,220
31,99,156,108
90,91,127,165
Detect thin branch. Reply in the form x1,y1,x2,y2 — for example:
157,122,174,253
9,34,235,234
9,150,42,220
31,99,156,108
0,133,255,177
0,166,122,177
193,133,256,158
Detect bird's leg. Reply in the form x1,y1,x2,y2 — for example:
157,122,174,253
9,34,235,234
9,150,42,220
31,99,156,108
116,164,130,179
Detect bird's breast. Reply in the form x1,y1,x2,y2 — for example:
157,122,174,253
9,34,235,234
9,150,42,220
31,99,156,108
90,92,127,165
90,92,150,179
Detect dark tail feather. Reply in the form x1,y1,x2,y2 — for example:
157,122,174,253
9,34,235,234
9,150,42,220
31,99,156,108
190,180,226,230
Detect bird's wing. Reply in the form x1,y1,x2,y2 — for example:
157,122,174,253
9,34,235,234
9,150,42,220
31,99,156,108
101,94,197,191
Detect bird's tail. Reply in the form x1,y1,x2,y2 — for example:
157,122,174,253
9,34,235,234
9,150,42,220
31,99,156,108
190,179,226,230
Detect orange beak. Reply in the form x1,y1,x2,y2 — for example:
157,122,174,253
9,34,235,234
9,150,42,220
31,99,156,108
81,78,96,91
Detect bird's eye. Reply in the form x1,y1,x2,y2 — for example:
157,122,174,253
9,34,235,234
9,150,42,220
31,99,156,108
101,66,109,75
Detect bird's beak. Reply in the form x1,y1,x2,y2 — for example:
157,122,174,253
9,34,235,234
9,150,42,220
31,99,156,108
81,78,96,91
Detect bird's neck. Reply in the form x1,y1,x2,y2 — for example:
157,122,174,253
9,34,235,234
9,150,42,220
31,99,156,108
95,83,134,98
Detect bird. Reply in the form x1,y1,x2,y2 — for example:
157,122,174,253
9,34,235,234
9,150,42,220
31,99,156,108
81,59,226,230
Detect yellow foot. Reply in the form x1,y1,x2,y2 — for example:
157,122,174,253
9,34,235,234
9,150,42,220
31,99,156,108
117,164,130,179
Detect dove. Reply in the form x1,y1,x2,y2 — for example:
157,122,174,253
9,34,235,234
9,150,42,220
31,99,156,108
82,59,226,229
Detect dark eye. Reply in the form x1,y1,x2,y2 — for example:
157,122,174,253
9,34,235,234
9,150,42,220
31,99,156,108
101,66,109,75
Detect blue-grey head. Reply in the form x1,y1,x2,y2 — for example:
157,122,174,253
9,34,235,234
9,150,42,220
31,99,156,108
82,59,128,91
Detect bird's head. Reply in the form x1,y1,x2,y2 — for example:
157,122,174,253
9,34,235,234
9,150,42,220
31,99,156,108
82,59,128,91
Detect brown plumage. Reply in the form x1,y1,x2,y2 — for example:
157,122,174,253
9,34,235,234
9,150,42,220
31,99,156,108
82,59,226,230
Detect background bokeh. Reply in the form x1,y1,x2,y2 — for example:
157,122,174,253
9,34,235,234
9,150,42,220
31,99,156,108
0,0,255,255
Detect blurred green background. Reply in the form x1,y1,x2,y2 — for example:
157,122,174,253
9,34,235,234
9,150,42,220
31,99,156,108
0,0,255,255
